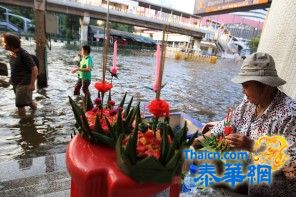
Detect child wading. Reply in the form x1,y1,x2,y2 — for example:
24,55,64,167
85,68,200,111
71,45,93,109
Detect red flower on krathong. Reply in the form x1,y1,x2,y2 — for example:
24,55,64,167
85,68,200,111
148,99,170,117
85,109,118,134
224,126,233,136
94,81,113,93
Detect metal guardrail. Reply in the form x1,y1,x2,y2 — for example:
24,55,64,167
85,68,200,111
71,0,204,30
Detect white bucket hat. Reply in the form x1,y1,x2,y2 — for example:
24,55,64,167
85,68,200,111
232,52,286,87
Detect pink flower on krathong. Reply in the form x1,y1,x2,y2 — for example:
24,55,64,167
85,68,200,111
94,98,102,105
92,107,98,112
111,66,118,76
109,109,117,116
117,107,123,112
108,100,116,106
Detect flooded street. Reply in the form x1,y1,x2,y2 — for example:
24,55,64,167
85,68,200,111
0,42,243,161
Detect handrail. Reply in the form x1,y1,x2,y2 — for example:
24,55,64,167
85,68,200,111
70,0,203,30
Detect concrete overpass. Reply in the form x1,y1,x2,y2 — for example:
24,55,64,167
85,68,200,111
0,0,207,39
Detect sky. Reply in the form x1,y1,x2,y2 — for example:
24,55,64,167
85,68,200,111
143,0,266,21
143,0,196,14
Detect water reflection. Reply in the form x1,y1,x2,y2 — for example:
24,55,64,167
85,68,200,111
0,44,243,161
45,155,56,173
18,117,46,150
14,117,45,170
18,156,33,170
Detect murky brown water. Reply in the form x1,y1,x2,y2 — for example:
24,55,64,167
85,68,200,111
0,41,243,161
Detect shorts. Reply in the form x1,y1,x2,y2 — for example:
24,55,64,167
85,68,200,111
13,85,33,107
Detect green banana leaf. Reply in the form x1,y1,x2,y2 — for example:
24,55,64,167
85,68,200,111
160,127,169,165
124,96,134,118
116,135,182,183
119,92,127,108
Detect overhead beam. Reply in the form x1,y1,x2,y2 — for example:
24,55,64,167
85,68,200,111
0,0,33,9
195,2,271,16
0,0,205,39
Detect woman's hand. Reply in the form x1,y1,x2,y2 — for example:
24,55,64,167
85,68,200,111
225,133,254,152
201,121,219,134
192,136,203,149
71,68,79,73
192,131,212,149
192,122,218,149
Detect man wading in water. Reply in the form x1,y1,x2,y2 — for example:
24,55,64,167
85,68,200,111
1,33,38,116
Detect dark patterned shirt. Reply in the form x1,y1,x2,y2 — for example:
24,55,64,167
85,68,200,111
9,48,35,86
211,90,296,161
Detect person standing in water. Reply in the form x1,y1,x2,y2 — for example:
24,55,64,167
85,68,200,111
72,45,93,100
1,33,38,116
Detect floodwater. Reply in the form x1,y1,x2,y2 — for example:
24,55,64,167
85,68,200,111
0,41,243,161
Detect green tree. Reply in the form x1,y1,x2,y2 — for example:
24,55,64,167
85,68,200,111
59,14,80,42
5,5,34,20
110,22,134,33
2,5,35,32
14,7,34,20
89,19,134,33
248,36,260,52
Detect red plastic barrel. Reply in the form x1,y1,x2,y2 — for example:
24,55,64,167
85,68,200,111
66,135,181,197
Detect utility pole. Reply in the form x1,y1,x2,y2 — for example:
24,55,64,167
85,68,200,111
34,0,48,88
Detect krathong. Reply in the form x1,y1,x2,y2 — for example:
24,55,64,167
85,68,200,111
198,108,233,152
116,27,197,183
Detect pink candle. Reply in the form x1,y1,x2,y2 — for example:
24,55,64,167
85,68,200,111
113,40,117,68
153,44,161,92
111,40,118,75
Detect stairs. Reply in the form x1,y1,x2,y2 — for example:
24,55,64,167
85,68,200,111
0,153,70,197
0,152,173,197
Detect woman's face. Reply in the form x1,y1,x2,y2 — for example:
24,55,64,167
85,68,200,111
242,81,265,105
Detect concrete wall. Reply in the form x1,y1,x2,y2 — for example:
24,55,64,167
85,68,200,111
258,0,296,99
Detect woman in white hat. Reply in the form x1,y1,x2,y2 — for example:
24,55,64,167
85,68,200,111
193,52,296,181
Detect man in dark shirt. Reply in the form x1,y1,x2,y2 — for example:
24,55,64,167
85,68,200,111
1,33,38,116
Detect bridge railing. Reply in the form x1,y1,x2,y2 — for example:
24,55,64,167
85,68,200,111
71,0,208,31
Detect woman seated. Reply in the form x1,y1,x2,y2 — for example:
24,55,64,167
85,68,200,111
193,52,296,184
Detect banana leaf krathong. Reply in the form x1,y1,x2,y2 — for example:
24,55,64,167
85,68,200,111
116,119,197,183
68,92,137,147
